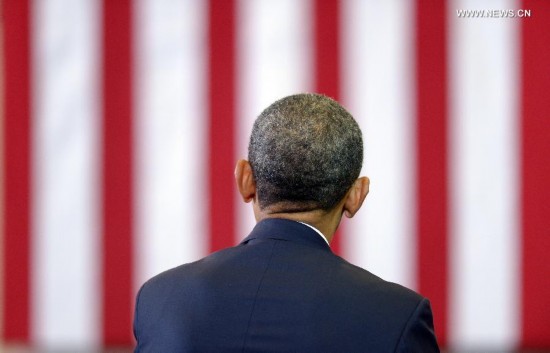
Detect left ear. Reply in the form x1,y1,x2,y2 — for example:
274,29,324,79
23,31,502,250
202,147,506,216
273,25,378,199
343,177,370,218
235,159,256,203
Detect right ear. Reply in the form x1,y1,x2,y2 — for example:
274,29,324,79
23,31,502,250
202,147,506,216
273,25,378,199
343,176,370,218
235,159,256,203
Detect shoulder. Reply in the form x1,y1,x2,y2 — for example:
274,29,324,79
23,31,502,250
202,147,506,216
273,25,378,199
331,255,422,304
138,247,234,297
321,257,439,351
133,248,234,335
136,243,251,302
327,256,426,324
134,261,194,328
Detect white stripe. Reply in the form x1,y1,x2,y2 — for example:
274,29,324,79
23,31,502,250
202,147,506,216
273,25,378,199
449,0,520,349
134,0,208,287
342,0,416,289
32,0,100,348
236,0,314,239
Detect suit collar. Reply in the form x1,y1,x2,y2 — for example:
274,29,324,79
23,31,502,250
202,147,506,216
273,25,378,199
241,218,332,252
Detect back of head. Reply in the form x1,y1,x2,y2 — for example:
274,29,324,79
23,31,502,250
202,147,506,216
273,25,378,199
248,93,363,212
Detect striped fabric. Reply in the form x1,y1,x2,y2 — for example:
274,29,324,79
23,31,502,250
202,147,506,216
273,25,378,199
1,0,549,351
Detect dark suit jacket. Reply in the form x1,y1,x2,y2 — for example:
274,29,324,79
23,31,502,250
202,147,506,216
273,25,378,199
134,218,439,352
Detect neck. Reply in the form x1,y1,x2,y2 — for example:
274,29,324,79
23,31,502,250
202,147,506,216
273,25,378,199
253,203,344,243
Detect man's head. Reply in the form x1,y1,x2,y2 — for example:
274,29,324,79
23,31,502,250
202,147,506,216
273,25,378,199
247,93,363,212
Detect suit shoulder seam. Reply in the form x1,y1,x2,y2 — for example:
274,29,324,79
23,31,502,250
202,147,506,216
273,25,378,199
392,296,426,353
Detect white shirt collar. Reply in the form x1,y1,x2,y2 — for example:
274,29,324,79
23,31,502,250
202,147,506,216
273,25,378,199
298,221,330,246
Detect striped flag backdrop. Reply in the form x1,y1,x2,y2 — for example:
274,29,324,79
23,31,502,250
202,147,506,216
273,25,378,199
1,0,549,351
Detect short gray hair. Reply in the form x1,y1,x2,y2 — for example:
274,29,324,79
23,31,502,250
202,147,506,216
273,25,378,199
248,93,363,211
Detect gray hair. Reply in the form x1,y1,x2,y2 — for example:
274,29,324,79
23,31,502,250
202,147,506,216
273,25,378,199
248,93,363,211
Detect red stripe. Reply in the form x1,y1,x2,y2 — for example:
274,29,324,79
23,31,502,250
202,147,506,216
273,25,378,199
313,0,343,255
415,0,448,346
2,0,31,341
208,0,236,253
101,0,134,344
520,0,550,347
314,0,340,97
